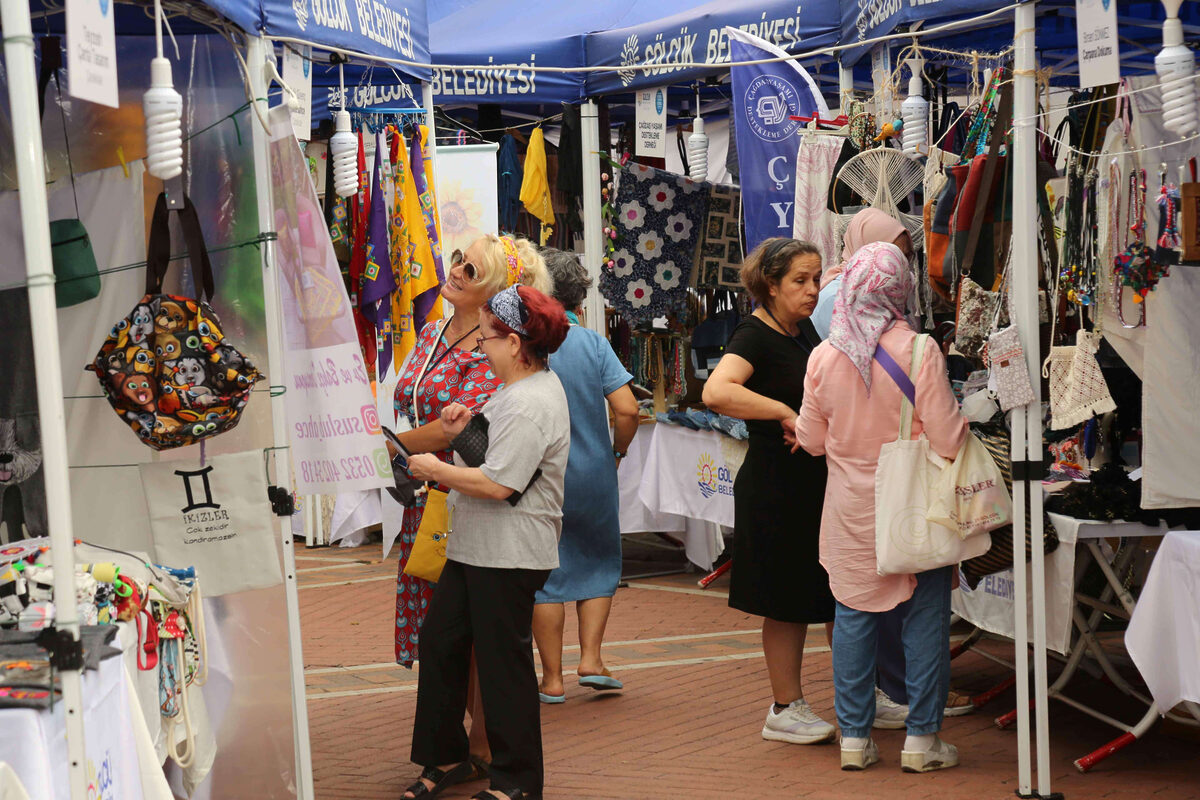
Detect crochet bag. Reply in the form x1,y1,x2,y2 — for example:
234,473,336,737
1043,329,1115,431
88,193,261,450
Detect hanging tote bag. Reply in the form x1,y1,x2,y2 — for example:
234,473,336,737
402,318,453,582
88,193,261,450
874,336,993,576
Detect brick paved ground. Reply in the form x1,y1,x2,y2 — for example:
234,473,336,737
298,542,1199,800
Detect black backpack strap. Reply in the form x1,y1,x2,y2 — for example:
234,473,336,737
146,192,215,300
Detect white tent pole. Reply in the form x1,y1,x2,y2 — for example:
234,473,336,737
1011,399,1032,795
1011,1,1044,796
1012,3,1054,795
838,63,855,115
0,4,88,798
581,99,605,334
245,35,315,800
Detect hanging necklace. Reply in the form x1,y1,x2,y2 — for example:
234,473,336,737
1112,168,1162,328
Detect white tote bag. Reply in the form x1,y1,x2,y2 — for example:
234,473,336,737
874,336,992,576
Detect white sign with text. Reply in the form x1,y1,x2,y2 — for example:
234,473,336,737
66,0,119,107
1076,0,1121,89
636,87,668,158
282,45,314,141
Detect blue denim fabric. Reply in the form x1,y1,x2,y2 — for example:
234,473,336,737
832,567,953,738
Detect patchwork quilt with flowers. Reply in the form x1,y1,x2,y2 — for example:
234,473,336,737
600,162,707,323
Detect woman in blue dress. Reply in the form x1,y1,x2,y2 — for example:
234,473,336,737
532,250,640,703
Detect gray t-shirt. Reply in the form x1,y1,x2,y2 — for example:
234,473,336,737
447,369,570,570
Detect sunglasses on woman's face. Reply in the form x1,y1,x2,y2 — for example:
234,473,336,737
450,249,480,282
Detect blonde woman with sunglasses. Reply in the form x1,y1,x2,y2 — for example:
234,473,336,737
388,234,549,781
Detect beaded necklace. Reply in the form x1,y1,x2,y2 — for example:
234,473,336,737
1059,162,1099,308
1112,169,1167,327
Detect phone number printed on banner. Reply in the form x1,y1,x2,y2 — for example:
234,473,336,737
299,450,392,486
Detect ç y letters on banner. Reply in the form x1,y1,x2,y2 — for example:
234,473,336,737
267,105,394,495
139,451,283,596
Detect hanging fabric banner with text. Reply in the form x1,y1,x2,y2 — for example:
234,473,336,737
727,28,830,253
267,105,394,496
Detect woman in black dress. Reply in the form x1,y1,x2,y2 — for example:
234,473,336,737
702,238,835,745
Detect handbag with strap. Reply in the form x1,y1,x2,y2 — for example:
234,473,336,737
403,318,453,582
873,336,993,576
39,37,100,308
405,488,450,582
88,193,261,449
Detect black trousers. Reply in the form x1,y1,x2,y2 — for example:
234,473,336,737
411,559,550,796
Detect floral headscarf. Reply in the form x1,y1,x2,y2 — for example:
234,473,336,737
829,241,914,393
821,208,907,289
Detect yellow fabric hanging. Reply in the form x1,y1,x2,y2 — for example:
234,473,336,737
519,126,554,245
388,131,441,369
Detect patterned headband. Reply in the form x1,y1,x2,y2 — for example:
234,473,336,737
498,236,524,287
487,285,528,336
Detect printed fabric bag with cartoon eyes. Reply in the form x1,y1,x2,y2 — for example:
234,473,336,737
88,193,262,451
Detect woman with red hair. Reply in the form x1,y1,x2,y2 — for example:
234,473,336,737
404,285,570,800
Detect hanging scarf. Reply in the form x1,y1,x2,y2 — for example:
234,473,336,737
829,241,914,393
361,129,398,375
411,126,445,327
498,134,523,231
823,207,907,289
348,129,376,368
520,127,554,245
387,129,437,369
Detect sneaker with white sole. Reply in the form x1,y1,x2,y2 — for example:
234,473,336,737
761,700,836,745
873,688,975,728
840,737,880,770
900,736,960,773
873,687,909,730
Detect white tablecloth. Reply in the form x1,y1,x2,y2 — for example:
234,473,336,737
618,424,747,570
1126,531,1200,712
0,640,166,800
952,513,1167,654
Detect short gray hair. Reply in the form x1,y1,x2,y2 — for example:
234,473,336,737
541,248,593,310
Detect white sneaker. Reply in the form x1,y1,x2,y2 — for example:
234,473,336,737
761,700,836,744
840,737,880,770
873,687,909,730
900,737,960,773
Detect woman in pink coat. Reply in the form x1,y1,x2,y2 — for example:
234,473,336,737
795,242,968,774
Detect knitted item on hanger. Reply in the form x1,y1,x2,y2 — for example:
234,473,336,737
1044,329,1116,431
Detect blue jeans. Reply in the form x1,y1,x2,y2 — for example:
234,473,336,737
832,567,953,738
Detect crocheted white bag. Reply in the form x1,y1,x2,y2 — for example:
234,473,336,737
1044,329,1116,430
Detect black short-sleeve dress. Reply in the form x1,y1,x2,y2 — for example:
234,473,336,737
724,315,835,623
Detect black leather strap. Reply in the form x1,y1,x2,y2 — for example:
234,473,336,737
145,192,216,300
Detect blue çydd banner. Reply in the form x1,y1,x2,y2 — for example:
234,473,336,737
727,27,830,254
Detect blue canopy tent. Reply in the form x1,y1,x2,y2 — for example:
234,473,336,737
584,0,842,96
833,3,1200,798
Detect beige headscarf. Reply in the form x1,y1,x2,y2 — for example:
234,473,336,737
820,208,907,289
